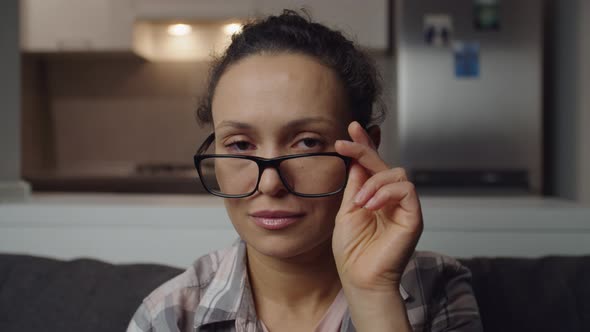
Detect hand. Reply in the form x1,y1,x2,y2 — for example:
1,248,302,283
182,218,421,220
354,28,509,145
332,121,424,292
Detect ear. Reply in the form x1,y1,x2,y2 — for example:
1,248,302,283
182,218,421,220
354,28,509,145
367,125,381,149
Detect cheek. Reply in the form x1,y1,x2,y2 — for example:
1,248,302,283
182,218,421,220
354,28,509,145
309,194,343,224
223,199,246,227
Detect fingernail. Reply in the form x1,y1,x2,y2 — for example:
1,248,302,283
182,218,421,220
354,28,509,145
354,189,368,205
364,197,377,209
337,140,353,146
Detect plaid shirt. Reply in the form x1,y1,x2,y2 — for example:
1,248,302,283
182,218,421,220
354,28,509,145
127,239,482,332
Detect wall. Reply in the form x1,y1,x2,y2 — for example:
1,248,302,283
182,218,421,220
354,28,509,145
0,0,29,201
21,55,52,175
0,0,19,182
579,0,590,203
552,0,590,205
22,57,212,177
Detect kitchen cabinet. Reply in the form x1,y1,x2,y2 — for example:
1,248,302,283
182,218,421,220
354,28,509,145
21,0,255,52
20,0,389,52
20,0,135,52
254,0,390,50
132,0,256,20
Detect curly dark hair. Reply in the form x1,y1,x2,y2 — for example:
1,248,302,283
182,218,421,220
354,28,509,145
196,10,385,129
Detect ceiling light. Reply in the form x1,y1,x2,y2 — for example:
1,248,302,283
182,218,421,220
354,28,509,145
167,23,192,36
223,23,243,36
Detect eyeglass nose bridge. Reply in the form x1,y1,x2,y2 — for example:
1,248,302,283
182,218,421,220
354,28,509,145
252,157,291,193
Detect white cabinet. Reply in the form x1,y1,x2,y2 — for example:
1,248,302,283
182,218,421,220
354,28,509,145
20,0,389,52
132,0,256,20
254,0,389,50
20,0,135,52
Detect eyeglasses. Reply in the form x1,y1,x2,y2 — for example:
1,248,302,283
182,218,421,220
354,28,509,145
193,133,351,198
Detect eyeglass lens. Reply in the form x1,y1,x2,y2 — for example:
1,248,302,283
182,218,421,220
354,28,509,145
199,155,347,196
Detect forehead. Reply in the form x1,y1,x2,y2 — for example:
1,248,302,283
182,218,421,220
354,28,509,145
211,53,350,131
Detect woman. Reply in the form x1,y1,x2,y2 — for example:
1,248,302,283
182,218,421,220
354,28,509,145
128,11,482,332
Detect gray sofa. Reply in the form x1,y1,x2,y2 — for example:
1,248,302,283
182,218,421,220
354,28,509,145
0,253,589,331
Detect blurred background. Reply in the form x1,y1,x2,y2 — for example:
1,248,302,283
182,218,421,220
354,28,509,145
1,0,588,201
1,0,589,265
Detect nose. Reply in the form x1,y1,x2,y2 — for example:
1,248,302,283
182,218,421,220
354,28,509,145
257,166,288,197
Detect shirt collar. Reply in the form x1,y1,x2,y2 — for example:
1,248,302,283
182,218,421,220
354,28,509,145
193,239,412,331
193,239,257,330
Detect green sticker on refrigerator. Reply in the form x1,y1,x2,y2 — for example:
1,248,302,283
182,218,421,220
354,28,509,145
474,0,500,30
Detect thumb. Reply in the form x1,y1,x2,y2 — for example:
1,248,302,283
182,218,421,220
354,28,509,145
339,161,370,214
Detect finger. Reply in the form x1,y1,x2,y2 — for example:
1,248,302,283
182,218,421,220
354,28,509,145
348,121,376,149
337,121,386,213
339,161,371,214
335,140,388,175
363,181,421,217
353,167,409,206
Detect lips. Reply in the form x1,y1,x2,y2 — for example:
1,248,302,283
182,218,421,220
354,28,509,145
249,210,305,230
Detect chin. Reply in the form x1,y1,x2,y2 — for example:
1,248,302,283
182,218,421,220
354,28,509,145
248,235,331,260
236,222,334,260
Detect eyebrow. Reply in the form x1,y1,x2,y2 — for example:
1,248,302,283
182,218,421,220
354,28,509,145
215,117,336,131
215,120,253,131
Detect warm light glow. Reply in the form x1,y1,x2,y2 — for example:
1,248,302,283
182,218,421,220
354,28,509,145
167,23,192,36
223,23,243,36
134,20,247,61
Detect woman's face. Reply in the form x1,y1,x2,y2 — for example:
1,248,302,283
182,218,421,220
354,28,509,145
211,53,352,260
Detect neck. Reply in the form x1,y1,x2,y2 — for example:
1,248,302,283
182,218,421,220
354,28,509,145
246,240,342,309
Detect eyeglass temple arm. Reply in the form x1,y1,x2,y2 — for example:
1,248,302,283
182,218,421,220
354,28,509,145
196,133,215,155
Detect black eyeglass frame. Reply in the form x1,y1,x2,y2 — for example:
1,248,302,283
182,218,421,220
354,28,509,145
193,133,352,198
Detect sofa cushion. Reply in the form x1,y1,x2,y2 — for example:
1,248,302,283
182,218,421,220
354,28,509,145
0,254,182,332
460,256,590,332
1,253,589,332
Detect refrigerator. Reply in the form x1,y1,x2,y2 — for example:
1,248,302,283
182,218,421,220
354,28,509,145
395,0,544,194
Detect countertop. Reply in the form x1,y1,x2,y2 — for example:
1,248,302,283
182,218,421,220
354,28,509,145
1,193,589,266
2,193,588,229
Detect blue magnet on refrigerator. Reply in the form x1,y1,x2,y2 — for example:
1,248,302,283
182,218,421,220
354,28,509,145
453,41,480,78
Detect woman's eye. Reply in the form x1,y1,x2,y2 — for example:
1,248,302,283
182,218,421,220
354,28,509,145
225,141,254,152
296,138,324,149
